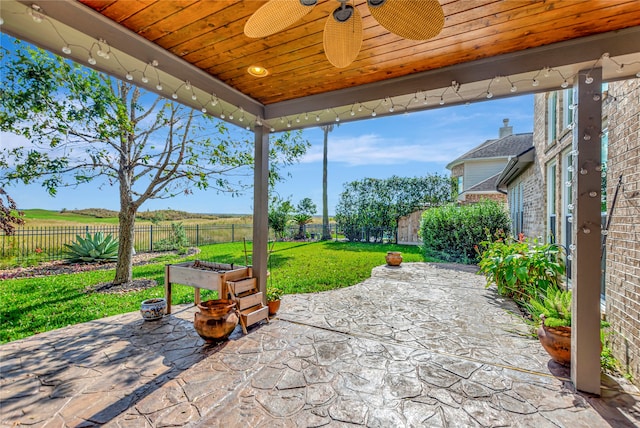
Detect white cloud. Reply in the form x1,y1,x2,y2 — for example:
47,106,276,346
300,131,493,166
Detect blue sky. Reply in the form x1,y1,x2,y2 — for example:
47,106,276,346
2,95,534,215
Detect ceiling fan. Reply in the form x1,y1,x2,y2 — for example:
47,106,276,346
244,0,445,68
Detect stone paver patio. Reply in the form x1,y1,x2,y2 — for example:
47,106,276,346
1,263,639,427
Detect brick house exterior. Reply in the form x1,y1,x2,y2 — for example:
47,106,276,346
446,119,533,205
604,79,640,382
399,121,533,245
498,79,640,385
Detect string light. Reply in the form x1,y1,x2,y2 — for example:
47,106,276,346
8,3,640,132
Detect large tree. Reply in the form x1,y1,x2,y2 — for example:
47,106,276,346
335,175,453,242
0,188,24,235
320,125,334,240
0,39,309,284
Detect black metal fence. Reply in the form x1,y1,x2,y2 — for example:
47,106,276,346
0,223,337,262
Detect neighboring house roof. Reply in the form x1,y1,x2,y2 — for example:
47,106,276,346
496,146,536,190
463,172,504,193
446,133,534,170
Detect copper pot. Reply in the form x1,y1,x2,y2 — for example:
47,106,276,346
194,299,238,342
385,251,402,266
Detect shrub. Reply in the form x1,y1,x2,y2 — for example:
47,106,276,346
420,200,510,263
64,232,119,263
477,236,565,303
154,222,190,251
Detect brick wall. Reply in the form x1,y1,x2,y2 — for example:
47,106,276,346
514,164,546,239
463,193,506,204
605,79,640,383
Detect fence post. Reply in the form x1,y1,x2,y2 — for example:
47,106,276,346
232,224,235,243
196,224,199,247
150,224,153,252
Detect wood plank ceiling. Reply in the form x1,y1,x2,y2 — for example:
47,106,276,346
78,0,640,106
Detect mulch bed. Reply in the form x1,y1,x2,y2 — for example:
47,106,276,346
1,248,200,288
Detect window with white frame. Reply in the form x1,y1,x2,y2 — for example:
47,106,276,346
547,92,558,145
457,175,463,193
509,181,524,236
562,88,574,131
547,161,557,243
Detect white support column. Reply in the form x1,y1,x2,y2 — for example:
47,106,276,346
252,125,269,303
571,67,602,395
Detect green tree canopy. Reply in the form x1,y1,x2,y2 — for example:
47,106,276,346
293,197,317,239
335,175,454,242
0,39,310,284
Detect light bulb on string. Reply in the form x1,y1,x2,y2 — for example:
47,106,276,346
532,79,539,87
0,17,4,25
156,83,163,91
229,114,234,120
191,93,197,101
125,72,133,81
171,92,178,99
296,117,301,123
585,75,594,84
510,84,517,93
62,45,71,55
270,127,275,132
371,111,377,117
439,97,444,105
201,107,207,113
583,133,591,141
486,91,493,99
88,55,97,65
220,112,225,119
141,75,149,84
561,80,569,88
316,115,320,122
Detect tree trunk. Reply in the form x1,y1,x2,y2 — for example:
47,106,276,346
321,125,333,240
114,202,137,285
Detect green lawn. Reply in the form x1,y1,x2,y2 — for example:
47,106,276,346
0,241,431,343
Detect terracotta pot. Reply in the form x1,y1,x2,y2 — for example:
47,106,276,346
537,322,571,366
194,299,239,342
140,298,166,321
268,299,281,316
386,251,402,266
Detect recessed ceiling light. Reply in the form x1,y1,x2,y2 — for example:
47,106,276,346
248,65,269,77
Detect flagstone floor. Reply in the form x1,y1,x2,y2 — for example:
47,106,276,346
1,263,639,427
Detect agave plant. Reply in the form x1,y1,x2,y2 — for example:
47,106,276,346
64,232,119,263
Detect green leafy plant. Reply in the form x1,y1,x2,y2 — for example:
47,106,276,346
154,222,190,251
64,232,119,263
266,284,283,302
477,235,565,303
527,288,572,328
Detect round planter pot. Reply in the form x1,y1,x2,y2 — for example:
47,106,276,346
194,299,239,342
268,299,281,316
386,251,402,266
537,323,571,366
140,298,166,321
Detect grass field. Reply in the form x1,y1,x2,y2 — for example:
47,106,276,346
0,241,428,343
20,208,254,227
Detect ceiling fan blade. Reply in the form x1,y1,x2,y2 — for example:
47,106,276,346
367,0,444,40
324,4,363,68
244,0,317,38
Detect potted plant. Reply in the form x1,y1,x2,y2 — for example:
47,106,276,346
266,284,283,316
527,288,572,366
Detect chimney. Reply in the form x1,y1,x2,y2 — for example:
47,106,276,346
499,118,513,138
